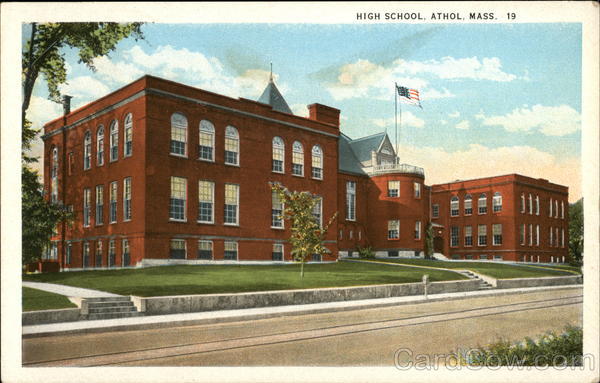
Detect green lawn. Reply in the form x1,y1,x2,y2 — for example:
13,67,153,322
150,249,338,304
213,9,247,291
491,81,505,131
22,262,467,297
362,258,578,279
22,287,77,312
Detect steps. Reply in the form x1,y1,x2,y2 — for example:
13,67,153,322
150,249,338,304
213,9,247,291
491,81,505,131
82,297,143,321
457,270,494,290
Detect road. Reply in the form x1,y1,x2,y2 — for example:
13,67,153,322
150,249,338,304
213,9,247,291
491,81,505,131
23,288,582,367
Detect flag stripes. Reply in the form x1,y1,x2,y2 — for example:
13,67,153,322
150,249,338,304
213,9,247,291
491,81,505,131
396,85,422,108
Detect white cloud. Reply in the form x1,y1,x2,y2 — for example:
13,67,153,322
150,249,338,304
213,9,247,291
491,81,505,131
449,111,460,118
394,56,518,82
440,120,448,125
455,120,470,130
93,56,144,85
59,76,111,107
396,143,581,202
290,103,309,117
26,96,63,131
480,104,581,136
372,111,425,129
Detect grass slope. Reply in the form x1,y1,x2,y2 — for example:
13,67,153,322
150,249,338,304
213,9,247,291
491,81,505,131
365,258,577,279
22,287,77,312
22,262,466,297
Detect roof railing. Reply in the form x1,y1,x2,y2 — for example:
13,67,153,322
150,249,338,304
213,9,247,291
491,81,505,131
368,163,425,176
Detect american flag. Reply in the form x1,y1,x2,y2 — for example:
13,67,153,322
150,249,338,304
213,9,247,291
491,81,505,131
396,85,422,108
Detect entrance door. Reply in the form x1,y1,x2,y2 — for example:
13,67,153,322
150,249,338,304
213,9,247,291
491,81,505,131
433,236,444,253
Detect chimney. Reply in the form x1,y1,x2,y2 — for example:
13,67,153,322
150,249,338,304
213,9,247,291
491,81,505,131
61,95,72,115
307,103,340,127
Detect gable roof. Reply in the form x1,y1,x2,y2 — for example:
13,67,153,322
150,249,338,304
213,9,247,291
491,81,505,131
257,79,293,114
347,132,387,163
338,133,367,175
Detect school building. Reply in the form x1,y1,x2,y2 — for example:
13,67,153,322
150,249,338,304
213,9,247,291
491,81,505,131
40,74,569,270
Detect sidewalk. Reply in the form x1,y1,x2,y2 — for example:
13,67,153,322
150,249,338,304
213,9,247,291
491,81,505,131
23,282,122,298
22,284,582,338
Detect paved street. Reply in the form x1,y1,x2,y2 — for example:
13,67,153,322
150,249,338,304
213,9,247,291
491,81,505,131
23,287,582,367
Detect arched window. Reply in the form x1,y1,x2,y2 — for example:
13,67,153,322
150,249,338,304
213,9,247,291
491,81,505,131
292,141,304,176
549,198,553,217
51,146,58,203
561,201,564,219
272,136,284,173
478,193,487,214
554,199,558,218
493,192,502,212
199,120,215,161
224,126,239,165
109,120,119,161
450,196,459,216
124,113,133,157
311,145,323,179
83,131,92,170
96,125,104,166
528,193,533,214
521,193,526,213
170,113,187,156
464,194,472,215
535,195,540,215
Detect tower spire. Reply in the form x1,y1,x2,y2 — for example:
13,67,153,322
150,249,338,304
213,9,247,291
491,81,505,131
269,62,273,83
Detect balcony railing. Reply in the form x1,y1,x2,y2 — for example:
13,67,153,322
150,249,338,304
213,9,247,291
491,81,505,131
368,163,425,176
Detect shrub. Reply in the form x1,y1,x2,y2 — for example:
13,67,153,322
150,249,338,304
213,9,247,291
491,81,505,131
358,246,375,258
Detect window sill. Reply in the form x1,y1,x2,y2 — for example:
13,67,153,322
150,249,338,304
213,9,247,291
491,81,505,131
110,221,117,225
292,173,304,178
387,238,400,241
272,170,284,174
95,224,104,227
271,226,285,230
197,221,214,225
311,177,323,181
123,219,131,223
169,153,188,159
198,158,215,163
224,223,239,227
346,219,356,222
225,162,240,167
124,154,132,159
169,219,187,223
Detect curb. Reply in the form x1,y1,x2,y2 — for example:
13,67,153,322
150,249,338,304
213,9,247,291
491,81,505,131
22,285,583,339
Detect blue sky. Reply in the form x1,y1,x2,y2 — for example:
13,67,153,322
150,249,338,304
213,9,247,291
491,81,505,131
26,23,582,200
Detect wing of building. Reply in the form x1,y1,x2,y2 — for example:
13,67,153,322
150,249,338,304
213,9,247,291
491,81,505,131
39,75,569,271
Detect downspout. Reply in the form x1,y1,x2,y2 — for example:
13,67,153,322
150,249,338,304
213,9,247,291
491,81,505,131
60,95,72,271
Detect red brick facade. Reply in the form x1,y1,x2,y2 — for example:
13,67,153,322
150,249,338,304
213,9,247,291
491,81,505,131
41,75,570,270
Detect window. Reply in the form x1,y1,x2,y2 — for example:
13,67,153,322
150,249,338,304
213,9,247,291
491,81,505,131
561,201,564,219
450,226,459,247
83,188,91,227
549,226,553,246
555,227,559,247
96,126,104,166
388,181,400,197
224,126,239,165
350,230,353,239
492,224,502,245
271,136,284,172
346,181,356,221
464,226,473,246
493,192,502,212
83,131,92,170
432,204,439,218
66,242,72,264
108,240,116,267
312,197,322,227
528,194,533,214
199,120,215,161
95,241,103,268
554,200,558,218
388,220,399,239
123,177,132,221
170,113,187,156
109,181,118,223
358,230,362,241
95,185,104,225
224,241,238,260
292,141,304,176
414,221,421,240
536,225,540,246
170,239,186,259
224,184,239,225
529,224,533,246
122,239,130,266
272,243,284,261
83,242,90,268
198,180,214,223
124,113,133,157
494,255,503,261
110,120,119,161
478,224,487,246
464,194,473,215
535,195,540,215
311,145,323,179
271,190,284,228
68,152,74,175
339,229,343,240
479,254,488,260
414,182,421,198
169,177,187,221
450,196,459,216
198,240,213,260
478,193,487,214
521,194,526,213
561,228,565,247
51,147,58,203
549,198,553,217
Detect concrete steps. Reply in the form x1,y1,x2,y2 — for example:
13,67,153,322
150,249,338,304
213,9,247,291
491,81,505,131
82,297,143,321
457,270,494,290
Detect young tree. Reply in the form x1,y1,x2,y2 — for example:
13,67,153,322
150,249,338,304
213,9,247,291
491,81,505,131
424,222,434,259
568,199,583,265
271,183,338,278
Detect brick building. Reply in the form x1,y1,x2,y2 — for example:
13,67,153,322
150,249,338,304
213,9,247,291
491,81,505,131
41,75,569,270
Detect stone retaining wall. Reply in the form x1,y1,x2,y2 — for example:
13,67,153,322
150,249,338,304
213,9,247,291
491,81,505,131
132,279,480,315
496,275,582,289
22,308,81,325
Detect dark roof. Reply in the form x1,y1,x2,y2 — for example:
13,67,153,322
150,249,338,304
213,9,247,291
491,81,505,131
257,79,293,114
347,132,386,163
338,133,367,176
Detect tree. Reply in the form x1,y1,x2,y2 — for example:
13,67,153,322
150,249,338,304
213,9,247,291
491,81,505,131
271,183,338,278
568,199,583,265
424,222,434,260
21,22,144,264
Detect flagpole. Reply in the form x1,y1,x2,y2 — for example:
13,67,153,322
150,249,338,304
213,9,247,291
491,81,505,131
394,83,398,164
